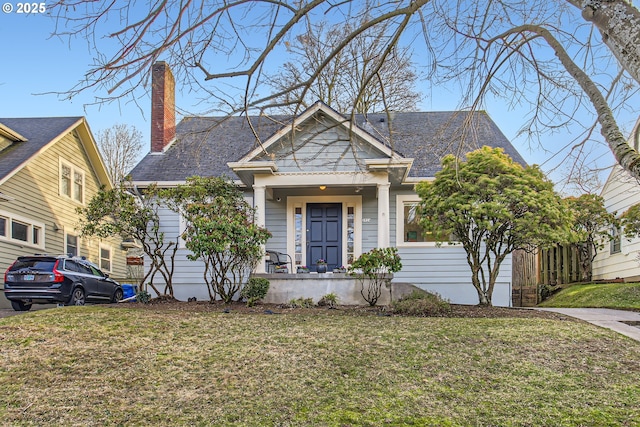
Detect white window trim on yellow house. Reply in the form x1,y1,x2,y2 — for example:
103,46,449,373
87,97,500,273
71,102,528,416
99,243,113,272
65,231,80,257
0,208,45,250
59,157,86,204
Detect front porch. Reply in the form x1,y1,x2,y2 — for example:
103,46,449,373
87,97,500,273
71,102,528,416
253,272,419,306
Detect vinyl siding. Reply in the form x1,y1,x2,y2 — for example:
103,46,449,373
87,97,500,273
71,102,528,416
592,166,640,281
264,199,287,253
255,116,387,173
389,188,512,306
0,135,12,151
0,129,127,308
157,186,512,306
361,196,378,252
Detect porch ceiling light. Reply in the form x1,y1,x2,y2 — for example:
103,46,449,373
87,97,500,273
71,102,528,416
319,185,327,190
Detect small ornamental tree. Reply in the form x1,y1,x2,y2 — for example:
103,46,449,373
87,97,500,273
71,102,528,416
621,204,640,238
163,176,271,303
564,194,617,281
348,247,402,306
77,182,177,297
416,147,571,306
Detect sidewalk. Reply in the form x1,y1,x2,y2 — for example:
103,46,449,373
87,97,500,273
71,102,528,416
536,308,640,342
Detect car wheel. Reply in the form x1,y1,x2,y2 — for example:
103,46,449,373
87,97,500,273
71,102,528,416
10,300,32,312
68,287,86,306
112,288,124,303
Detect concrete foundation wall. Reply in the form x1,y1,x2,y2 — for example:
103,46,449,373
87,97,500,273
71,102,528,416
258,273,413,306
162,273,512,307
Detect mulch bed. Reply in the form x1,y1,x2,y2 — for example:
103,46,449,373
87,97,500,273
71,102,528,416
119,296,570,320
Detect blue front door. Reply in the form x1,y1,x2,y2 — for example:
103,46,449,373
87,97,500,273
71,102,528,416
307,203,342,272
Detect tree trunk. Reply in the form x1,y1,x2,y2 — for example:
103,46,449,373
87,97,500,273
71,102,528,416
471,268,492,306
565,0,640,179
569,0,640,85
518,23,640,181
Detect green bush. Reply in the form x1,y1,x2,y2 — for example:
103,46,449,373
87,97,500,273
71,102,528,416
287,297,314,308
317,293,339,308
240,277,270,307
136,290,152,304
390,290,451,316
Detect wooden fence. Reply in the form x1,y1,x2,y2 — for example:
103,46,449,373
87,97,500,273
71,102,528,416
539,244,586,286
511,248,539,307
511,244,588,306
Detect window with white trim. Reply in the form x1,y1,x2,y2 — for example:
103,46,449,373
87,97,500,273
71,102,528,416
611,225,622,255
396,195,454,246
66,233,79,257
100,244,112,272
60,159,85,204
0,210,45,249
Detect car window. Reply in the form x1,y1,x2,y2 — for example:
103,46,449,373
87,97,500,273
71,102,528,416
64,260,80,272
66,261,91,275
10,259,56,272
86,264,105,277
77,263,93,275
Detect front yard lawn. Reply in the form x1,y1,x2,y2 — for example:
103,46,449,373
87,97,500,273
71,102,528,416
538,282,640,310
1,305,639,426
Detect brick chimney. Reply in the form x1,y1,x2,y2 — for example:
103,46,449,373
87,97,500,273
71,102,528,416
151,61,176,153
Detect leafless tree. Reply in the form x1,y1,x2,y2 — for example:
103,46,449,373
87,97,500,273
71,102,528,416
96,124,143,184
268,20,420,114
49,1,640,181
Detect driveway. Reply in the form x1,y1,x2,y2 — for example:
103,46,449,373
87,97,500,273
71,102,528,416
536,308,640,342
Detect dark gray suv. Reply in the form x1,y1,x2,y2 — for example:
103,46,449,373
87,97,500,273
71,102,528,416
3,255,123,311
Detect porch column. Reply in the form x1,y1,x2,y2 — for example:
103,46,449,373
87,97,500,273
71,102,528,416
254,185,267,273
377,182,390,248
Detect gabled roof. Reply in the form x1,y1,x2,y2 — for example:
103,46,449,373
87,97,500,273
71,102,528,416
0,122,28,141
600,116,640,200
236,102,404,164
130,103,525,184
0,117,112,188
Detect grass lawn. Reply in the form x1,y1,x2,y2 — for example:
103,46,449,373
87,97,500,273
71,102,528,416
538,282,640,309
1,305,640,426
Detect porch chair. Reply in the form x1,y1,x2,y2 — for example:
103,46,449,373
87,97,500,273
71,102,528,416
266,250,293,273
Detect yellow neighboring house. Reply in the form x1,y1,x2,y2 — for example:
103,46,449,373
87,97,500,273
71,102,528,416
0,117,128,309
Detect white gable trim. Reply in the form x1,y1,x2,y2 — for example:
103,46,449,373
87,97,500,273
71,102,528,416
254,171,389,189
236,102,401,164
0,123,28,141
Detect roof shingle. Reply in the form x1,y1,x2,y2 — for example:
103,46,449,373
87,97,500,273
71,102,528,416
0,117,82,182
129,109,525,182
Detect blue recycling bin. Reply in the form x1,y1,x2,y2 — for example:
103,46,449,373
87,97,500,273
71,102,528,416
121,284,138,300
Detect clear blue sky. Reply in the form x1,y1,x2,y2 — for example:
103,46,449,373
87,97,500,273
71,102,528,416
0,9,154,143
0,3,635,193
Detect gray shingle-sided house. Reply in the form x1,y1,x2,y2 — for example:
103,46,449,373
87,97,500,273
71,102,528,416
0,117,128,308
130,62,527,306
